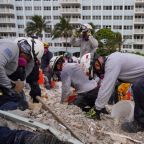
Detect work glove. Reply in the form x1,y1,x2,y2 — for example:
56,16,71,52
13,80,25,93
86,107,109,120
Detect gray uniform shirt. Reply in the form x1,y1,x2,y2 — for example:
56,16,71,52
0,39,34,88
61,63,97,103
95,52,144,110
70,36,98,57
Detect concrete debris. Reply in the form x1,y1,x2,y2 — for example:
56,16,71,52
1,83,144,144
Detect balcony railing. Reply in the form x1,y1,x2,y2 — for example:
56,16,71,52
0,18,15,23
59,0,80,4
60,8,81,14
135,0,144,3
0,0,14,5
135,8,144,13
134,29,144,33
0,9,14,14
69,18,81,23
134,39,144,44
0,27,16,32
134,18,144,23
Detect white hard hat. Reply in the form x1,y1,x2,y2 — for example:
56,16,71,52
49,55,64,72
81,24,92,32
15,37,44,61
80,53,91,74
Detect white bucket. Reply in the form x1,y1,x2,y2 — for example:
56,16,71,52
111,100,134,122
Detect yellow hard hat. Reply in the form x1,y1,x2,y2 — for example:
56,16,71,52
43,42,49,48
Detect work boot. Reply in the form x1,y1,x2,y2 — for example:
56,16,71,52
24,132,72,144
121,121,144,133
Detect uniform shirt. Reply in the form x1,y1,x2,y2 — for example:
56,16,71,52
70,36,98,57
0,39,34,88
95,52,144,110
61,63,97,103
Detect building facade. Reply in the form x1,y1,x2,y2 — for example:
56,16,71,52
0,0,144,55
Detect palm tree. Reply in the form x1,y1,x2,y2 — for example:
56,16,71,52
52,16,73,52
25,15,50,40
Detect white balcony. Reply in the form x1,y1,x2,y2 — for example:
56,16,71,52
0,27,16,32
60,8,81,14
134,29,144,34
0,0,14,5
69,18,81,24
59,0,80,4
135,0,144,3
134,18,144,23
134,39,144,44
135,8,144,13
0,18,15,23
0,9,14,14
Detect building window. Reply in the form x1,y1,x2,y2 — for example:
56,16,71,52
83,16,91,20
93,16,101,20
125,5,134,10
16,7,23,10
44,6,51,10
113,15,122,20
26,16,32,20
18,25,24,28
123,45,132,49
34,6,41,10
123,35,132,39
25,7,32,11
95,25,101,29
25,0,31,1
114,6,123,10
53,6,59,10
93,6,101,10
124,25,133,30
103,25,111,28
44,16,51,19
53,16,60,20
19,33,25,37
15,0,22,1
83,6,91,10
17,16,23,19
103,6,112,10
103,16,112,20
113,25,122,30
124,16,133,20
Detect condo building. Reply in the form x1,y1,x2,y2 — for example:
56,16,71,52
0,0,144,56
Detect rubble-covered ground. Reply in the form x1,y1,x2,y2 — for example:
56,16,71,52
1,82,144,144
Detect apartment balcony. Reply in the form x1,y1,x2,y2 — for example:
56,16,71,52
0,0,14,5
0,9,14,14
0,27,16,33
134,29,144,34
60,8,81,14
135,8,144,13
135,0,144,3
0,18,15,23
134,18,144,24
134,39,144,44
59,0,80,5
68,18,81,24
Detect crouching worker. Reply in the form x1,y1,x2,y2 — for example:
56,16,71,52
49,55,99,112
91,52,144,133
0,37,44,111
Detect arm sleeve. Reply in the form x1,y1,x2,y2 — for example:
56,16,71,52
61,72,71,103
95,63,121,110
70,36,81,47
89,36,98,56
0,50,14,88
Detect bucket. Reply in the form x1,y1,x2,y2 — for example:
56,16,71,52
111,100,134,122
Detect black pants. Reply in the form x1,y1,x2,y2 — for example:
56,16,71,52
132,77,144,126
73,87,99,111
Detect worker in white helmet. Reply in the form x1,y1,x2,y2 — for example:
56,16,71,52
70,23,98,58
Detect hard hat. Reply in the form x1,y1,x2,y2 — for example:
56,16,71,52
81,24,92,32
64,52,71,58
49,55,65,72
80,53,91,74
15,37,44,61
43,42,49,48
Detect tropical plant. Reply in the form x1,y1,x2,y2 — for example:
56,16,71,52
25,15,50,39
52,16,73,52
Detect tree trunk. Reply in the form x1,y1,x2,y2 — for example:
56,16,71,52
66,37,68,52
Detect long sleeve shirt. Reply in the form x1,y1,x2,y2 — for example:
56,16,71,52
61,63,97,103
0,39,34,88
95,52,144,110
70,36,98,57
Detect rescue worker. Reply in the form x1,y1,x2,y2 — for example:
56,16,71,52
49,55,99,112
63,52,73,63
41,42,53,89
91,52,144,133
0,37,44,110
70,23,98,58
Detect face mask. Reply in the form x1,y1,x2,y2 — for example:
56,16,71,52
18,57,28,67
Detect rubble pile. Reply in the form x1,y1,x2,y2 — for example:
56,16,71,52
1,83,144,144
